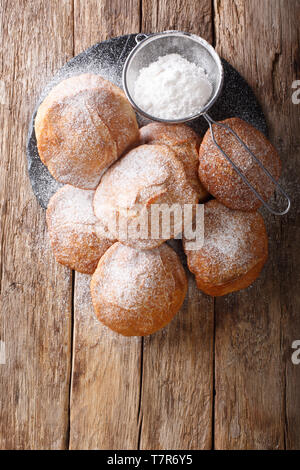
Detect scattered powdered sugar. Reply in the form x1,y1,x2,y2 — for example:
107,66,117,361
134,53,213,119
46,185,114,274
204,205,252,261
35,73,140,190
100,244,175,312
47,185,100,229
74,272,141,344
184,200,268,293
198,118,280,211
27,35,138,208
199,201,267,282
27,35,267,210
91,243,187,336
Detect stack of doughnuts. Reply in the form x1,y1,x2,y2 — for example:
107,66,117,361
36,73,281,336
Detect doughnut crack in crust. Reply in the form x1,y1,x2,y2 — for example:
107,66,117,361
93,144,199,250
184,200,268,296
139,122,209,202
198,117,281,211
90,242,188,336
46,185,115,274
35,74,139,189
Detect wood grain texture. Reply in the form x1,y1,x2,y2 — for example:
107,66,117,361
0,0,73,449
69,0,141,450
74,0,140,53
139,273,214,450
69,274,141,449
142,0,212,39
214,0,300,449
1,0,299,451
139,1,215,450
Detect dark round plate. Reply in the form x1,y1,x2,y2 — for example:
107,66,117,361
27,33,267,209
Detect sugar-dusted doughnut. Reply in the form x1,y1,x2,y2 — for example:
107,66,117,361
93,144,199,250
139,122,208,201
198,117,281,211
90,242,188,336
46,185,114,274
35,74,139,189
184,200,268,296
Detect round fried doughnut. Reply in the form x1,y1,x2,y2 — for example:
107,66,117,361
35,74,139,189
198,117,281,211
91,242,188,336
184,200,268,296
93,144,199,250
139,122,208,201
47,185,114,274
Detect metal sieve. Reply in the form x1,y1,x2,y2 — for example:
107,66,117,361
122,31,290,216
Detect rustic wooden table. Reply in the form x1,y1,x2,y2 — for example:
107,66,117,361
0,0,299,450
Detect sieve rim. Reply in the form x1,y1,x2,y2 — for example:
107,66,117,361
122,30,224,123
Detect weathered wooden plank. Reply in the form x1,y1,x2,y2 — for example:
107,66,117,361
69,0,141,450
139,274,215,450
0,0,73,449
74,0,140,52
139,0,215,450
3,0,296,451
142,0,212,39
214,0,300,449
70,274,141,449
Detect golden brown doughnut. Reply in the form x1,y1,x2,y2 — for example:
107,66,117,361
46,185,114,274
90,242,188,336
93,144,199,250
139,122,209,201
184,200,268,296
198,117,281,211
35,74,139,189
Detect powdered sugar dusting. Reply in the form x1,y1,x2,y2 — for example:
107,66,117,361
47,185,100,229
101,245,175,312
91,242,187,336
74,272,141,344
185,200,268,287
46,185,114,274
204,204,252,262
93,144,198,249
35,73,139,190
27,35,267,209
199,118,281,211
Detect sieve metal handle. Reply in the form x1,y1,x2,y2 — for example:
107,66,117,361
135,33,149,44
203,113,291,216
